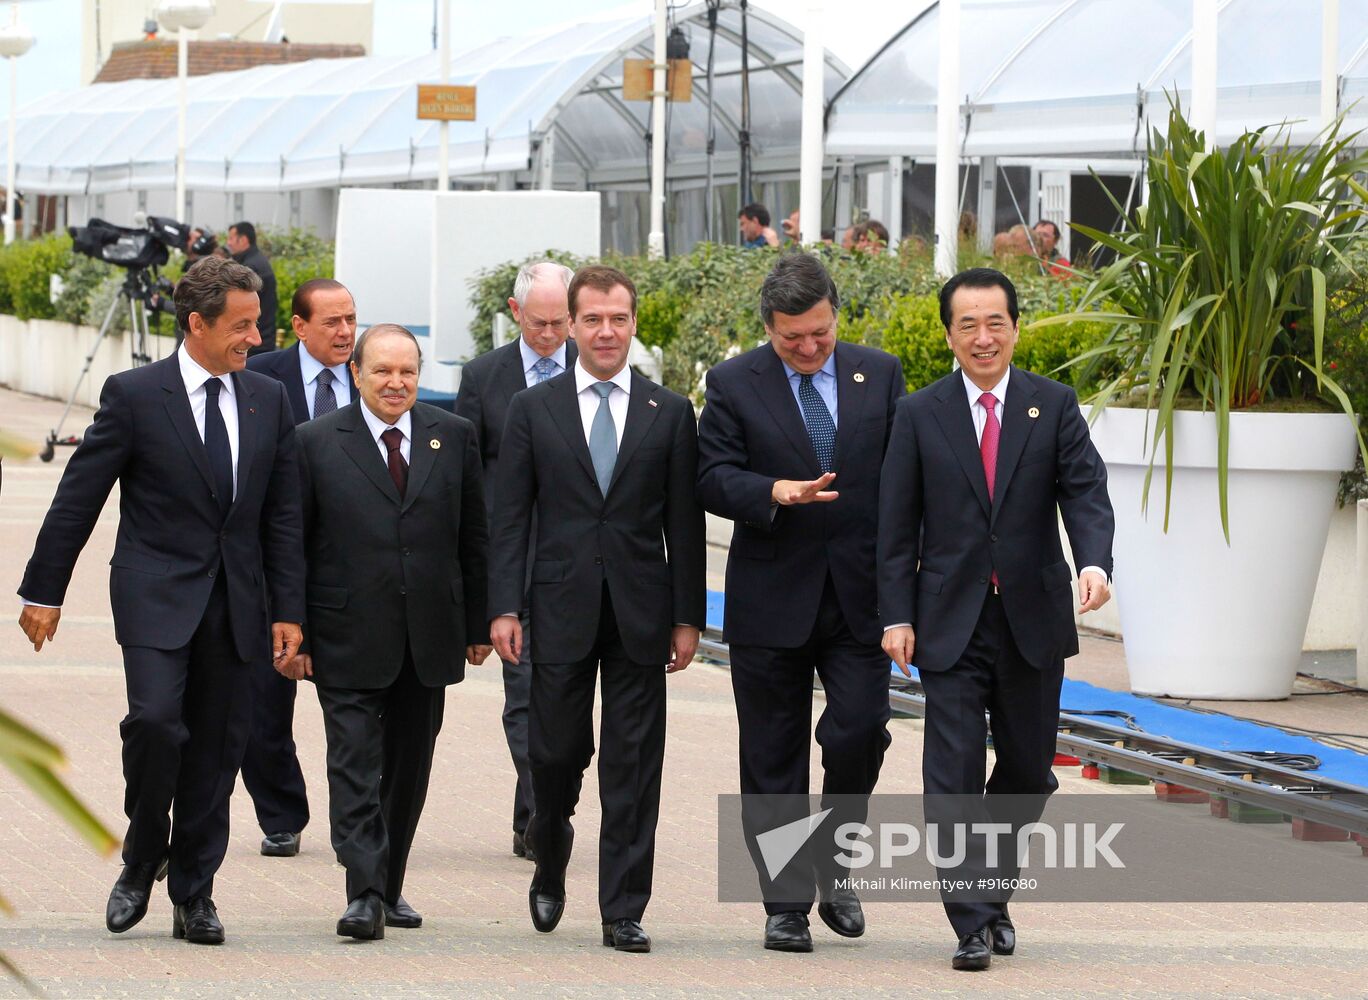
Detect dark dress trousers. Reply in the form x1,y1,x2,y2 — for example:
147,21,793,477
455,337,578,840
696,340,904,914
297,400,488,904
19,356,304,903
488,369,705,922
877,366,1114,937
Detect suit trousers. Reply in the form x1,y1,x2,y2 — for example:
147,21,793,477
239,656,310,836
527,583,666,922
728,574,892,915
499,611,535,837
316,651,445,903
118,573,253,904
918,590,1065,938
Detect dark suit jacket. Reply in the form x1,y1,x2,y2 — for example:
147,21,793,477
455,337,578,516
487,369,706,665
247,342,358,426
19,356,305,660
877,367,1114,673
235,245,278,350
297,401,489,690
696,341,905,648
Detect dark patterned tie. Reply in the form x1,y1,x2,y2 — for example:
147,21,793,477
202,377,233,517
381,426,408,499
313,368,337,418
531,356,557,384
798,373,836,473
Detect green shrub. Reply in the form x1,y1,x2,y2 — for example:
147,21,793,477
52,255,115,326
271,251,333,344
4,234,72,321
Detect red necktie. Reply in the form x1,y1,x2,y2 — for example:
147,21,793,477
979,392,1000,588
381,427,408,498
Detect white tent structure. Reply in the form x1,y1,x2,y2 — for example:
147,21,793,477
5,2,847,250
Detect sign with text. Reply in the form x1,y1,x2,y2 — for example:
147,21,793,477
417,85,477,122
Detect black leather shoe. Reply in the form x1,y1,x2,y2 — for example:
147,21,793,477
337,892,385,941
763,912,813,953
260,831,300,857
992,913,1015,956
601,918,651,953
512,831,537,862
817,884,865,938
529,888,564,933
105,856,168,933
952,926,993,971
384,895,422,929
172,897,224,945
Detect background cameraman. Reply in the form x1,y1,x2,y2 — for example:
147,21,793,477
226,221,278,356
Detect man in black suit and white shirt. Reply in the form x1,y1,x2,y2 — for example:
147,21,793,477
488,265,706,954
240,277,359,859
878,267,1114,971
455,261,578,861
17,255,305,945
696,252,905,952
284,323,491,940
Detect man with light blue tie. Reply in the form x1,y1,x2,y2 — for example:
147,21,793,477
243,278,358,859
697,253,905,953
455,261,578,861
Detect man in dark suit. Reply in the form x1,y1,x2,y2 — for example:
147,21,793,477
17,255,304,945
226,221,278,354
696,252,904,953
283,323,490,940
878,267,1114,971
239,278,357,860
455,261,578,861
488,265,705,954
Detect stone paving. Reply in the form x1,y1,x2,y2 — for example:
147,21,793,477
1,387,1366,998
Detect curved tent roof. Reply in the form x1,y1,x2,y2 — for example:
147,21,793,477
7,2,848,195
827,0,1368,158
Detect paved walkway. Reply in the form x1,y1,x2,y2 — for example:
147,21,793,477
1,387,1365,998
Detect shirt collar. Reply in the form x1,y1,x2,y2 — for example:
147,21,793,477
358,399,412,443
782,351,837,383
298,343,348,387
519,337,568,376
962,368,1010,408
574,358,632,396
178,344,236,399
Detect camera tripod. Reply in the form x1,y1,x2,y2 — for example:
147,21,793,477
40,268,164,462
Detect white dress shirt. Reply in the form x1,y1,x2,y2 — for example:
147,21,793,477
359,400,412,464
298,346,351,417
520,338,569,389
574,359,631,449
179,345,240,498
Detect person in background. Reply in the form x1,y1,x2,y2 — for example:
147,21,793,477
1031,220,1071,275
226,221,279,354
739,204,780,249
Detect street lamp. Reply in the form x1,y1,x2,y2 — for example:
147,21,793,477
156,0,215,223
0,1,34,245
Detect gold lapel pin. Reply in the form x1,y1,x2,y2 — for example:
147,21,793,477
1027,406,1041,419
430,438,442,449
853,372,866,383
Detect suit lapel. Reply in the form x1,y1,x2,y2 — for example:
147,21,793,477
161,358,217,499
989,368,1042,525
402,405,438,512
338,402,403,505
606,373,663,496
545,373,599,491
282,344,310,425
832,343,870,475
752,345,821,475
931,375,992,519
495,340,529,407
227,371,258,519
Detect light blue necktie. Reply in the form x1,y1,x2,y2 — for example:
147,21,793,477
531,356,557,384
589,382,617,496
798,373,836,473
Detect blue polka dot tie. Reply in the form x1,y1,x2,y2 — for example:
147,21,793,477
798,373,836,474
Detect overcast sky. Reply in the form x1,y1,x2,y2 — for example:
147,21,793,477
2,0,920,110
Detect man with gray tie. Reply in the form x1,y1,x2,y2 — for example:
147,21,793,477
456,261,578,861
243,278,358,859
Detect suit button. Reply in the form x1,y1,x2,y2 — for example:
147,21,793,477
594,556,603,565
600,518,608,526
400,586,407,596
990,534,998,543
403,548,411,556
207,569,216,578
978,576,987,584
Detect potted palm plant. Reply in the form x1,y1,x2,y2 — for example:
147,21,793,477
1041,104,1368,700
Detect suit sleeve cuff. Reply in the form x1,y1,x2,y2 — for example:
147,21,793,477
1077,566,1110,584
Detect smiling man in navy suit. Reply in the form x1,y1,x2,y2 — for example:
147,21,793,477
18,255,305,945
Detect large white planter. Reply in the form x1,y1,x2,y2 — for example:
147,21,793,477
1088,407,1359,700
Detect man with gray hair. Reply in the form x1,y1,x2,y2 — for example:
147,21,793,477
696,252,905,953
455,260,577,860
